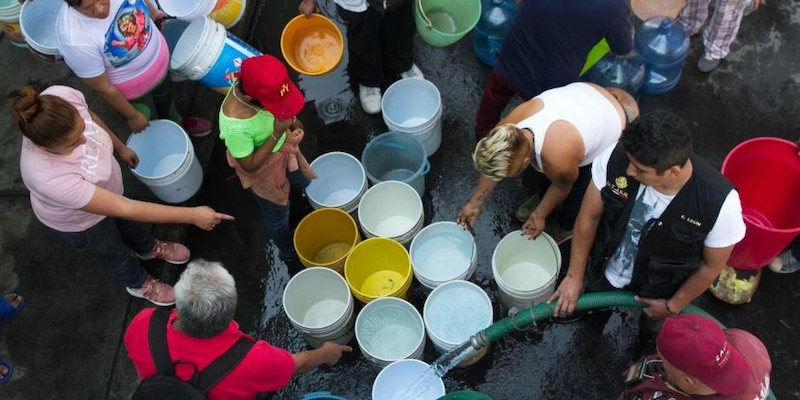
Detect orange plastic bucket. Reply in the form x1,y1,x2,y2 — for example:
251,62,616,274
280,14,344,76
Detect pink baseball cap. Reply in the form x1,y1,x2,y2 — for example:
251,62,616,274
657,314,751,395
239,55,305,120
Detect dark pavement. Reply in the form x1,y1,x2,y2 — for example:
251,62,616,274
1,0,799,398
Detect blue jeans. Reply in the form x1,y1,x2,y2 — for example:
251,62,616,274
252,170,311,259
45,217,154,288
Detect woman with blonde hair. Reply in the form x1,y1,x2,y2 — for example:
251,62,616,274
458,83,637,240
11,85,233,306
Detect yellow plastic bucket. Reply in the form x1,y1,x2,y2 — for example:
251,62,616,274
281,14,344,76
208,0,246,29
294,208,360,274
415,0,481,47
345,238,412,303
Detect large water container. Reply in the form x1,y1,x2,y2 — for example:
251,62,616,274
635,16,689,95
472,0,516,66
583,50,646,98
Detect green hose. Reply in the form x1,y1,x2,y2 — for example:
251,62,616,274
477,291,776,400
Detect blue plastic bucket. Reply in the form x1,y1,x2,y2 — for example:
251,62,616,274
361,132,430,197
170,17,261,94
381,79,443,156
126,120,203,203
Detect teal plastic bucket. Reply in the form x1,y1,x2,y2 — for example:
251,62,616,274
361,132,430,197
415,0,481,47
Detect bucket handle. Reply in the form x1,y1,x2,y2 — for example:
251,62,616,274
421,159,431,175
417,0,434,30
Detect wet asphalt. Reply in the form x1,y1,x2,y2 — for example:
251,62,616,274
184,0,800,399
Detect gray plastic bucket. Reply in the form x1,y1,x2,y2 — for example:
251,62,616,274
361,132,429,197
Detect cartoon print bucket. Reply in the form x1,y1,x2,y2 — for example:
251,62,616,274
170,16,261,94
0,0,26,47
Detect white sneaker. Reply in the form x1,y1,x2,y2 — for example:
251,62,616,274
358,85,382,115
400,63,424,79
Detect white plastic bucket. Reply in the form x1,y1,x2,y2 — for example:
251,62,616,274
0,0,25,47
355,297,426,371
283,267,355,348
410,221,477,292
372,359,445,400
361,131,430,197
492,230,562,313
357,181,424,246
126,120,203,204
170,17,261,94
158,0,216,21
306,152,367,213
423,281,492,365
19,0,62,63
381,78,443,156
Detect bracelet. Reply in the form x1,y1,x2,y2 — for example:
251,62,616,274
664,300,679,316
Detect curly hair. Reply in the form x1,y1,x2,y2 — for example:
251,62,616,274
473,123,528,181
622,110,692,174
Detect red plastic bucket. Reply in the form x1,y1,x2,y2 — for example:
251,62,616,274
722,137,800,270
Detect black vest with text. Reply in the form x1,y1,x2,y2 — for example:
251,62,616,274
589,143,734,298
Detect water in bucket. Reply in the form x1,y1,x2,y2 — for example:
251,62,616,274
411,223,475,284
361,270,407,297
372,359,445,400
313,242,352,264
425,282,492,350
296,27,342,74
302,298,348,326
500,262,553,290
359,305,422,359
426,9,458,34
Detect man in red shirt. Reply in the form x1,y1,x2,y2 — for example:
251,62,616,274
124,259,351,398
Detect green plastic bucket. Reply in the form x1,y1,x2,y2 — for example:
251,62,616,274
415,0,481,47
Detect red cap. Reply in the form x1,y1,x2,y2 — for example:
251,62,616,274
239,55,305,120
657,314,751,395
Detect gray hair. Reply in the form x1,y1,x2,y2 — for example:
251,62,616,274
473,123,526,181
174,259,238,338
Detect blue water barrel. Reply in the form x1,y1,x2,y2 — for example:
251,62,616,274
473,0,516,66
634,16,689,95
583,50,646,98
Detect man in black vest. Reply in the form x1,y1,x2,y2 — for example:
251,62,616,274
547,110,745,321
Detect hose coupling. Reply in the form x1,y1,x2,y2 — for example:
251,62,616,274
470,331,490,350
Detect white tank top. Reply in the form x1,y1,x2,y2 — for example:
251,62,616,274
517,82,622,171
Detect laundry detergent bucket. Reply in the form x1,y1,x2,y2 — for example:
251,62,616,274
306,152,367,213
294,208,361,274
357,181,424,246
170,17,261,94
356,297,426,370
0,0,25,47
362,132,430,197
381,79,443,156
410,221,477,292
722,137,800,270
424,280,492,366
415,0,481,47
345,237,413,303
492,230,561,313
372,359,445,399
126,120,203,204
283,267,355,348
19,0,62,63
208,0,246,29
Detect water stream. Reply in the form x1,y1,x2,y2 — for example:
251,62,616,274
392,340,479,400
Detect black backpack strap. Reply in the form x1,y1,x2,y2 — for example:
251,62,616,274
195,337,256,393
147,308,175,376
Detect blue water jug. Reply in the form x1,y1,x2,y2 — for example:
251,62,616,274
634,16,689,95
473,0,517,66
583,50,646,99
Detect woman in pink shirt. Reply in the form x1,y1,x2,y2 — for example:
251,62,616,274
11,85,233,306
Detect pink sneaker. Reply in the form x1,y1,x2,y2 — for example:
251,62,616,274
137,239,190,264
181,117,213,137
126,275,176,306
